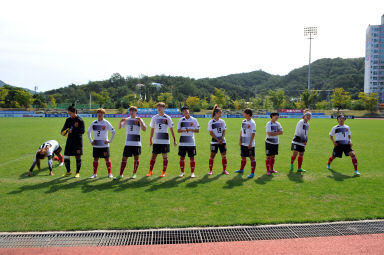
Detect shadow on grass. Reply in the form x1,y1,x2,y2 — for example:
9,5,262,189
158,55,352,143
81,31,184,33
8,176,70,194
186,173,223,188
113,176,161,192
287,169,304,183
18,165,60,179
145,176,190,192
255,173,273,185
327,168,356,181
223,174,251,189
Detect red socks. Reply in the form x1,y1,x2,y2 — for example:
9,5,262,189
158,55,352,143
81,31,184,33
93,160,99,175
291,155,296,164
251,159,256,173
209,157,214,171
222,157,227,171
298,155,303,169
328,156,334,165
265,158,270,171
180,159,185,173
149,157,156,171
240,158,247,170
163,158,168,172
190,159,195,173
106,160,111,174
351,155,358,170
120,160,127,175
133,159,139,174
270,157,275,170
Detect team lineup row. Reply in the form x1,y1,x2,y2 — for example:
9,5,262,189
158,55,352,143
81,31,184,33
28,103,360,179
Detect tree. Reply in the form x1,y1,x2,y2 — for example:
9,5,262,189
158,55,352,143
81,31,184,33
33,93,47,108
268,89,285,111
212,88,226,107
50,96,57,109
263,96,272,110
300,89,318,109
185,96,200,109
92,91,110,107
12,89,33,108
0,87,8,106
157,92,173,106
331,88,351,112
249,96,263,109
358,92,378,112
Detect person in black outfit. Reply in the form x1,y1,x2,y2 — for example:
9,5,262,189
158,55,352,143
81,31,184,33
61,105,85,177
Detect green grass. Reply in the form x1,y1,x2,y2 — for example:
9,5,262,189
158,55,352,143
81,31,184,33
0,117,383,232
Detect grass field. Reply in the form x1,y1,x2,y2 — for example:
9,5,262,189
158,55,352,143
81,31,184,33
0,117,383,232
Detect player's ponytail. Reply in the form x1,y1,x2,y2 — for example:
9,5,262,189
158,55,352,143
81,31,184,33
212,104,221,118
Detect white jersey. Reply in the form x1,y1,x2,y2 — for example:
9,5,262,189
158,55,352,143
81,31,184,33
265,121,283,145
292,119,309,146
36,140,60,159
150,114,174,145
121,117,146,146
329,124,351,145
208,118,227,144
87,119,116,148
241,119,256,147
177,116,200,147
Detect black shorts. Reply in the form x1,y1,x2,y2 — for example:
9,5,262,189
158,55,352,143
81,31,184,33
64,139,83,156
152,144,170,154
93,147,110,158
123,146,141,157
265,142,278,156
333,144,353,158
291,143,305,153
211,143,227,153
53,146,62,155
241,146,255,157
178,146,196,158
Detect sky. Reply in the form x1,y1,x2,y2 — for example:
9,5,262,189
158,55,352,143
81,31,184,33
0,0,383,92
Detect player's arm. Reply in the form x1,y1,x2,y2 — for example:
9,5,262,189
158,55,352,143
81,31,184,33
61,119,69,133
177,120,183,133
29,159,37,173
249,132,255,149
47,155,53,172
118,118,127,129
330,135,337,146
349,135,352,146
137,117,147,131
239,131,242,146
107,124,116,144
209,131,220,142
87,124,94,144
220,130,226,144
170,127,177,146
149,128,154,146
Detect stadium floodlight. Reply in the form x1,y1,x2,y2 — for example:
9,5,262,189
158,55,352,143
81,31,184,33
304,27,317,92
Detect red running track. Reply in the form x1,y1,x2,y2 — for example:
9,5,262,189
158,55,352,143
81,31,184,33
1,233,383,255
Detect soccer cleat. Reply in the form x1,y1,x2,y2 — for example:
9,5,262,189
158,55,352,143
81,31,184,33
266,171,271,176
59,162,64,167
63,172,72,177
290,164,294,171
297,168,306,173
108,173,114,179
191,172,196,178
146,171,153,177
234,170,244,174
89,174,97,179
270,169,278,173
49,172,54,176
131,174,136,179
178,172,185,178
160,171,166,177
248,173,254,178
354,170,360,176
327,164,331,169
222,170,229,175
114,175,123,180
74,173,80,178
208,171,213,175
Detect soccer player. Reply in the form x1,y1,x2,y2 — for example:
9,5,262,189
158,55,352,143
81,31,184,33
327,115,360,176
290,110,312,173
177,106,200,178
61,104,85,178
87,108,116,179
208,105,229,175
265,112,283,176
28,140,64,176
234,108,256,178
115,106,146,180
147,102,177,177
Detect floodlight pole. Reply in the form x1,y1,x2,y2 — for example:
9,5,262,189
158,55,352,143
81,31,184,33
304,27,317,92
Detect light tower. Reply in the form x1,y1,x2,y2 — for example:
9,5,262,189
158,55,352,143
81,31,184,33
304,27,317,91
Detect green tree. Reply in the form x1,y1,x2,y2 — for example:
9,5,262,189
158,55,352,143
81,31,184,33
300,89,318,109
212,88,226,107
315,100,331,110
13,89,33,108
33,93,47,108
331,88,351,112
249,96,263,109
157,92,173,106
50,96,57,109
263,96,272,110
232,99,241,110
185,96,200,109
268,89,285,111
358,92,378,112
200,98,209,110
92,91,110,108
0,87,8,106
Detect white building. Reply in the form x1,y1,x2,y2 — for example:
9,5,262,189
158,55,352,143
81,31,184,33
365,15,384,102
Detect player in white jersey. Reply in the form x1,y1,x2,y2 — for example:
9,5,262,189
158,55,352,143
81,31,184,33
115,106,147,180
147,102,177,177
265,112,283,175
327,115,360,176
208,105,229,175
290,110,312,173
28,140,63,176
177,106,200,178
87,108,116,179
234,108,257,178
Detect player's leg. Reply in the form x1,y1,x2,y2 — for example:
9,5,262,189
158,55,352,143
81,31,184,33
74,147,82,178
105,157,113,178
248,155,256,178
64,155,72,175
90,157,99,178
190,156,196,178
208,150,217,175
327,145,339,169
349,150,360,176
179,156,185,177
221,150,228,175
160,152,168,177
265,155,271,175
270,155,278,173
116,156,128,180
147,153,157,177
290,149,298,171
132,155,140,178
297,151,306,172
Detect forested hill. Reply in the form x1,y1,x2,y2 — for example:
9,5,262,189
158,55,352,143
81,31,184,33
43,57,364,106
